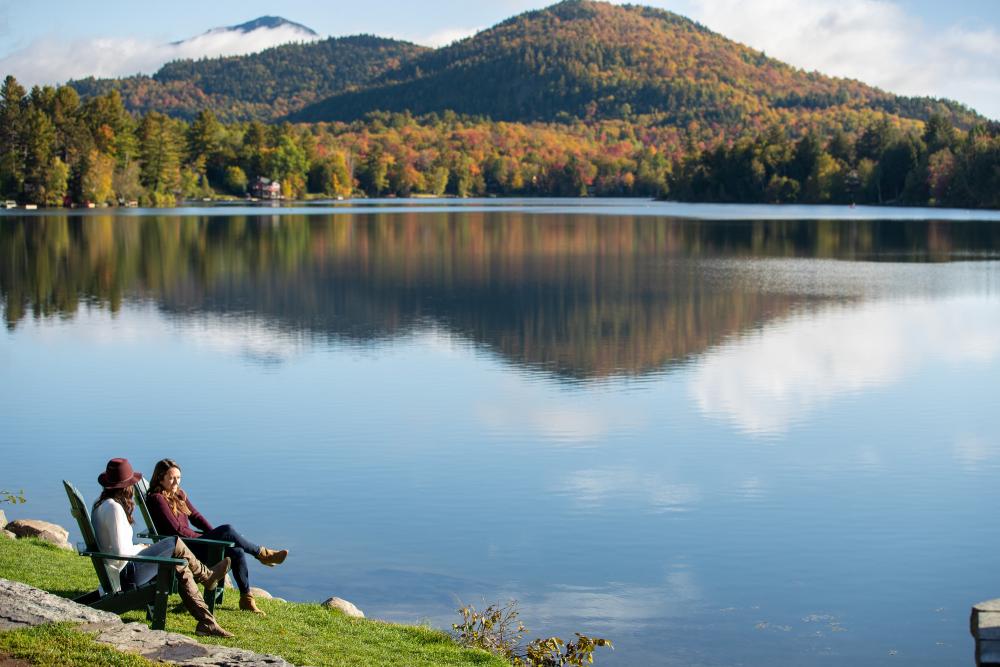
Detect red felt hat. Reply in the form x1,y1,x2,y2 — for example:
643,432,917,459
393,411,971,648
97,458,143,489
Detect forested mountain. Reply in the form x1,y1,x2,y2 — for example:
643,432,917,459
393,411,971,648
291,0,979,130
69,35,428,122
3,1,998,210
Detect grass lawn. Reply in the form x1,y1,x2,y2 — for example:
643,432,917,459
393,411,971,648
0,537,505,667
0,623,159,667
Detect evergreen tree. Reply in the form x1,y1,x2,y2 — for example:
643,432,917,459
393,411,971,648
138,112,181,195
0,75,27,198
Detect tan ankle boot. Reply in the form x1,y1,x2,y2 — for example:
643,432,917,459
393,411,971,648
176,566,234,638
239,592,266,616
256,546,288,567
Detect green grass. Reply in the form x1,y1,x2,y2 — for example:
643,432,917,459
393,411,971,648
0,623,159,667
0,538,505,667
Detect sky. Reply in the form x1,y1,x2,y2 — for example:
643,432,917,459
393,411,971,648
0,0,998,119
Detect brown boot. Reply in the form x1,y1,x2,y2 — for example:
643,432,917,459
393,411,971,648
239,592,266,616
175,566,234,638
256,546,288,567
202,557,231,591
196,619,235,638
172,538,230,589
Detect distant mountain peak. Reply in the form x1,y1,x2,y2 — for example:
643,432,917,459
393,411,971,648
169,16,320,47
224,16,319,37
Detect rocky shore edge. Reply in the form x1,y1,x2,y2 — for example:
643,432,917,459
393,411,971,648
0,577,294,666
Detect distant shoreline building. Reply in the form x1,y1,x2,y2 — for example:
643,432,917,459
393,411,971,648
250,177,282,200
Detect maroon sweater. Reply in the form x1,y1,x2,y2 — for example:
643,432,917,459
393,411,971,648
147,490,213,538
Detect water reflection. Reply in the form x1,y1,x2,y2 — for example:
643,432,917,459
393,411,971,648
691,295,1000,435
4,213,999,380
4,209,1000,666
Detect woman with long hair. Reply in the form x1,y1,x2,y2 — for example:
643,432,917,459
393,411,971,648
91,458,233,637
146,458,287,616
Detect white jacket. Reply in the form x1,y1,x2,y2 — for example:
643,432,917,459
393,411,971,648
91,499,143,591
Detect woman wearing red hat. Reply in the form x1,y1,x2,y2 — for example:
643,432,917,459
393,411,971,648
146,458,287,616
92,458,234,637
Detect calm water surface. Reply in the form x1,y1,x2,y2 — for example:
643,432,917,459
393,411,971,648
2,200,1000,666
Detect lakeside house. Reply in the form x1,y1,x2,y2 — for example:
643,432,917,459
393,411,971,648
250,177,282,200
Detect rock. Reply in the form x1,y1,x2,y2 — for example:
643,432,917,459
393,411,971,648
247,587,285,603
5,519,73,551
80,621,292,666
0,577,294,665
0,578,120,630
322,597,364,618
1,529,15,540
0,508,7,527
224,573,235,590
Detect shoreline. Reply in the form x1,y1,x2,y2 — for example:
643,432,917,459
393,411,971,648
2,197,1000,221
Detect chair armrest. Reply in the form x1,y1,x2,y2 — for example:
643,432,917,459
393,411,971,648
136,531,234,548
177,537,235,548
136,531,171,542
80,551,186,566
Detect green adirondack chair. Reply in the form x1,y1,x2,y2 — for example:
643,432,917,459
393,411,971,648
133,477,232,611
63,480,183,630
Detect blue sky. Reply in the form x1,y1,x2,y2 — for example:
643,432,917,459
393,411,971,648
1,0,998,119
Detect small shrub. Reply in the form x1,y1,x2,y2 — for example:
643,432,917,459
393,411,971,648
453,601,525,658
453,601,612,667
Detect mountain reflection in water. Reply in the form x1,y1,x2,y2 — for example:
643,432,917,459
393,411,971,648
4,212,998,380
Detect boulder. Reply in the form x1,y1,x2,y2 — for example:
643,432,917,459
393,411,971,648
0,578,120,630
322,597,364,618
248,586,286,603
5,519,73,551
1,529,15,540
0,508,7,527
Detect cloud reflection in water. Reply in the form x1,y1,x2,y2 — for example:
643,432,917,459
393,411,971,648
690,295,1000,436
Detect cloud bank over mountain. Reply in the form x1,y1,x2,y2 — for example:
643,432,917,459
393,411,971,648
680,0,1000,119
0,20,319,86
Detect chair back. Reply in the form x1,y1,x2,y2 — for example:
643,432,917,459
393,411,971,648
133,477,158,536
62,480,118,594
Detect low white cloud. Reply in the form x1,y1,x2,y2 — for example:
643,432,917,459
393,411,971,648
418,26,481,47
690,296,1000,435
676,0,1000,119
0,25,320,87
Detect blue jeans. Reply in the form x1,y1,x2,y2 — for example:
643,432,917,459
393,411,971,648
188,524,260,595
120,536,177,589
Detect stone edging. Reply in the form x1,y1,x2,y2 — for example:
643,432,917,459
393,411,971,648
0,578,299,666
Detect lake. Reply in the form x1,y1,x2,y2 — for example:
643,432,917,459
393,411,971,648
2,199,1000,666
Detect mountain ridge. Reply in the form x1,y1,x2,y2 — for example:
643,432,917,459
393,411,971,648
66,0,981,131
169,15,320,45
289,0,978,128
224,16,319,36
70,34,428,122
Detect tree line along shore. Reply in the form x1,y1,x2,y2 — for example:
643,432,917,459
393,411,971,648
1,75,998,210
